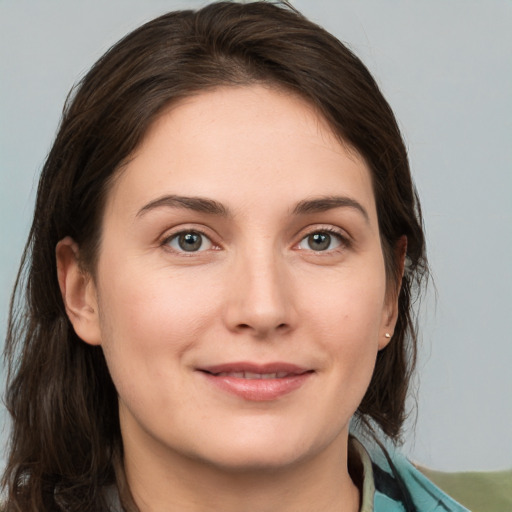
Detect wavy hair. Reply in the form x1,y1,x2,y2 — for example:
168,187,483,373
2,2,428,510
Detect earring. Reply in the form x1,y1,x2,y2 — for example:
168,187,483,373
385,333,391,339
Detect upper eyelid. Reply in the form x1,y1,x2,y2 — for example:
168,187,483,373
158,223,350,248
293,225,352,253
161,224,216,241
160,226,219,250
296,224,350,241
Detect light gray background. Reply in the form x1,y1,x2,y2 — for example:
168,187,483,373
1,0,511,473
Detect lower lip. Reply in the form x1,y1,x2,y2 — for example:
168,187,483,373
200,372,312,401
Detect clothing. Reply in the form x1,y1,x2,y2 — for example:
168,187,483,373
106,440,470,512
353,438,470,512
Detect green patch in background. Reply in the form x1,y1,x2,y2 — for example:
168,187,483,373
419,467,512,512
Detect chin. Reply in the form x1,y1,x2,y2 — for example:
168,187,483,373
183,425,340,474
198,445,311,473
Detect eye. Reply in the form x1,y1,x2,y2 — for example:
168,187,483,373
297,230,343,252
165,230,213,252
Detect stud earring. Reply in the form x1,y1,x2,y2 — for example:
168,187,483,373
385,333,391,339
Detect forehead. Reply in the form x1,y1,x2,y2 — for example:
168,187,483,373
105,85,377,223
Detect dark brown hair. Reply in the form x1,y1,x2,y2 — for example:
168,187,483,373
2,2,427,510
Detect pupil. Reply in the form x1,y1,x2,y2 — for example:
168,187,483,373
309,232,330,251
179,232,202,251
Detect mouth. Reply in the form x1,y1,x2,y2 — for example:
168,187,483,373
206,371,298,379
197,362,314,401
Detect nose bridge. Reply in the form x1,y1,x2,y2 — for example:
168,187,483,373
224,240,294,336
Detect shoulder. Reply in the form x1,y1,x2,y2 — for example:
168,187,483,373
377,453,471,512
352,438,471,512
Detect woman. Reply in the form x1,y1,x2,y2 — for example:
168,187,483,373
2,2,468,511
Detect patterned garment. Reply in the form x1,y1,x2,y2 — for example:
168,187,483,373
353,438,471,512
105,440,471,511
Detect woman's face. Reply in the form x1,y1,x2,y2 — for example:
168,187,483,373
72,85,397,471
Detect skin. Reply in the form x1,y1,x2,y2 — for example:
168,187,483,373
58,85,400,512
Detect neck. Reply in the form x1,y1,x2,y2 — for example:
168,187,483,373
122,429,360,512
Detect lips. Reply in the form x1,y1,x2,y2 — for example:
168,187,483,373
200,362,309,375
197,362,313,401
212,371,292,379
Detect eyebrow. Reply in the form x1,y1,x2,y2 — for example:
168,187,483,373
136,194,369,223
292,196,369,223
136,195,230,217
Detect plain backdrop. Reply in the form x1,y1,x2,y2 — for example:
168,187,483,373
1,0,511,473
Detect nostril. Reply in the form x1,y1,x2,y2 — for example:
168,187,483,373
235,322,289,334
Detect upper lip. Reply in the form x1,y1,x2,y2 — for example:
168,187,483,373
198,362,311,376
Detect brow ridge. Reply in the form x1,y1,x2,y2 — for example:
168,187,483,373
137,195,229,217
137,194,368,222
292,196,369,222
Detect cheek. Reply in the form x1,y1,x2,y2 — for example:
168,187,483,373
95,263,218,396
98,260,217,335
302,268,387,388
305,268,387,340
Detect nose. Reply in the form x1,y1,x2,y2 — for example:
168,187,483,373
222,246,297,339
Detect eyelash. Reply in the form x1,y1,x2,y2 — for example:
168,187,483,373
161,226,350,255
162,228,217,254
296,227,349,253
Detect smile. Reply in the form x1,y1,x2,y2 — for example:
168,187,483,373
198,363,314,401
209,371,296,379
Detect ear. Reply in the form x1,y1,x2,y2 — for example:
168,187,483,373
379,236,407,349
56,236,102,346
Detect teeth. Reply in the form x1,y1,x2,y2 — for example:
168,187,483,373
245,371,262,379
215,371,286,379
